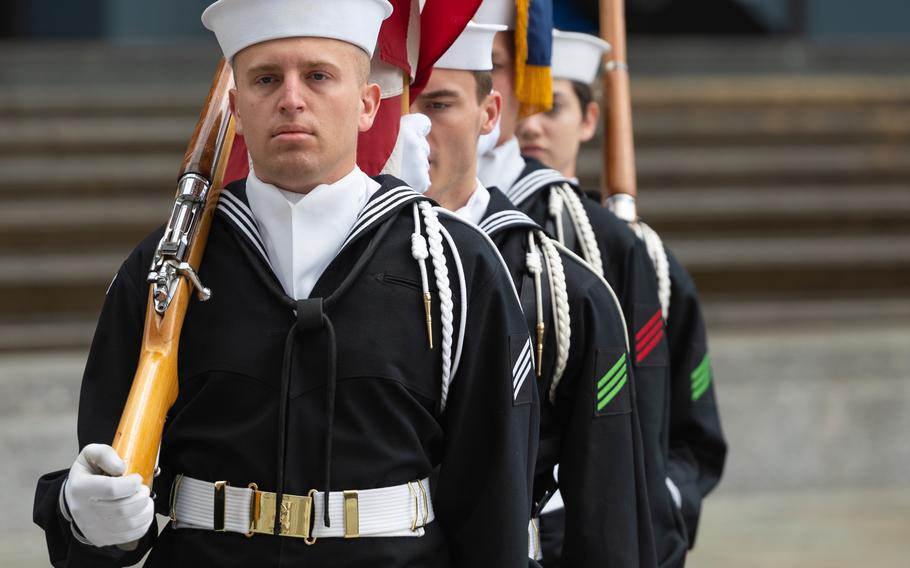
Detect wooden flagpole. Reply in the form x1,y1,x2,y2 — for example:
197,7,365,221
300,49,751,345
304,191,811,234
600,0,638,207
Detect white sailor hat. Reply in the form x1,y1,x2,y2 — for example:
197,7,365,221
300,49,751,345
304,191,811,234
473,0,516,30
551,29,611,85
434,22,507,72
202,0,394,60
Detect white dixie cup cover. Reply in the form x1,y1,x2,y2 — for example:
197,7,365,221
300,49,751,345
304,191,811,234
63,444,155,547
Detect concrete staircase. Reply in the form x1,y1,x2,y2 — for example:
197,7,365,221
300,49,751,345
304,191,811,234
1,40,909,351
577,73,910,302
0,42,217,351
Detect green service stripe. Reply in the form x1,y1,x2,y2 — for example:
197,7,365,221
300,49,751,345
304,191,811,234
598,376,627,411
691,368,711,392
691,354,711,380
598,368,626,402
598,354,627,390
692,373,712,401
691,366,710,387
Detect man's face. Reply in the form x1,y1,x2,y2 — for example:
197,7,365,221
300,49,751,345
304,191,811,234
230,36,379,192
516,79,598,176
491,31,519,145
412,69,500,199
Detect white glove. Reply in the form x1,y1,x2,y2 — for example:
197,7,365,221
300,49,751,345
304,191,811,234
392,113,432,193
62,444,155,547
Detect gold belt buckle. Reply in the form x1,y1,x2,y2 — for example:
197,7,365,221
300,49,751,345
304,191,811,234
247,485,317,544
343,490,359,539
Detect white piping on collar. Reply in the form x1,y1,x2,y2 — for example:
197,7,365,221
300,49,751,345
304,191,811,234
217,189,270,264
341,185,423,250
478,210,539,236
504,168,572,206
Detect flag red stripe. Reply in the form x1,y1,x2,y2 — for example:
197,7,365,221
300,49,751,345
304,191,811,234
222,135,250,186
410,0,482,97
377,0,412,72
356,94,402,176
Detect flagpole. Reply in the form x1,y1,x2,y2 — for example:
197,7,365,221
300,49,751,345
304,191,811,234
401,70,411,114
600,0,638,213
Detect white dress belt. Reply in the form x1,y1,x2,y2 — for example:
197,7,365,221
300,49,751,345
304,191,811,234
171,475,434,539
528,517,543,560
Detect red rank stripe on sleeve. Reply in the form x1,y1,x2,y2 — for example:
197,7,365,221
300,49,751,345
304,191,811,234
635,309,665,364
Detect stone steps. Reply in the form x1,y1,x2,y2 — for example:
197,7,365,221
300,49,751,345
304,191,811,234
629,76,910,107
0,116,192,154
0,154,180,199
0,196,168,251
0,250,123,318
668,233,910,297
631,106,910,147
579,143,910,188
0,86,206,118
638,184,910,239
0,317,96,353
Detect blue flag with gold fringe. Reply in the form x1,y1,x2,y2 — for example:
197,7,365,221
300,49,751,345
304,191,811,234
514,0,554,117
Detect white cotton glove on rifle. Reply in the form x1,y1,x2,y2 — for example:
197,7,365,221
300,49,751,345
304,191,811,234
62,444,155,547
383,113,432,193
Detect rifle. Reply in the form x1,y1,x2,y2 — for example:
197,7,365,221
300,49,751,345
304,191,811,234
111,59,236,487
600,0,638,222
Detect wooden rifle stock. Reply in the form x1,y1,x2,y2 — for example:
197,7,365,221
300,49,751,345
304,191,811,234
600,0,637,202
112,59,236,486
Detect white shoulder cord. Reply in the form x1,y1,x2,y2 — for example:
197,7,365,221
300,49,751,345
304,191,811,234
432,208,526,409
435,219,467,397
411,204,433,348
613,193,671,321
537,231,572,405
526,232,545,376
554,183,604,276
637,220,671,322
419,201,456,412
547,190,566,243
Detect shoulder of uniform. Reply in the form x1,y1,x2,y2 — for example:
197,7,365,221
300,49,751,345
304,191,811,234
478,209,540,236
129,225,166,270
577,195,640,249
551,238,626,315
433,207,519,285
434,207,502,258
505,164,573,206
109,224,166,298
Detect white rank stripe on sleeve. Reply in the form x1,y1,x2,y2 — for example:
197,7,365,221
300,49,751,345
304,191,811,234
512,338,533,401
